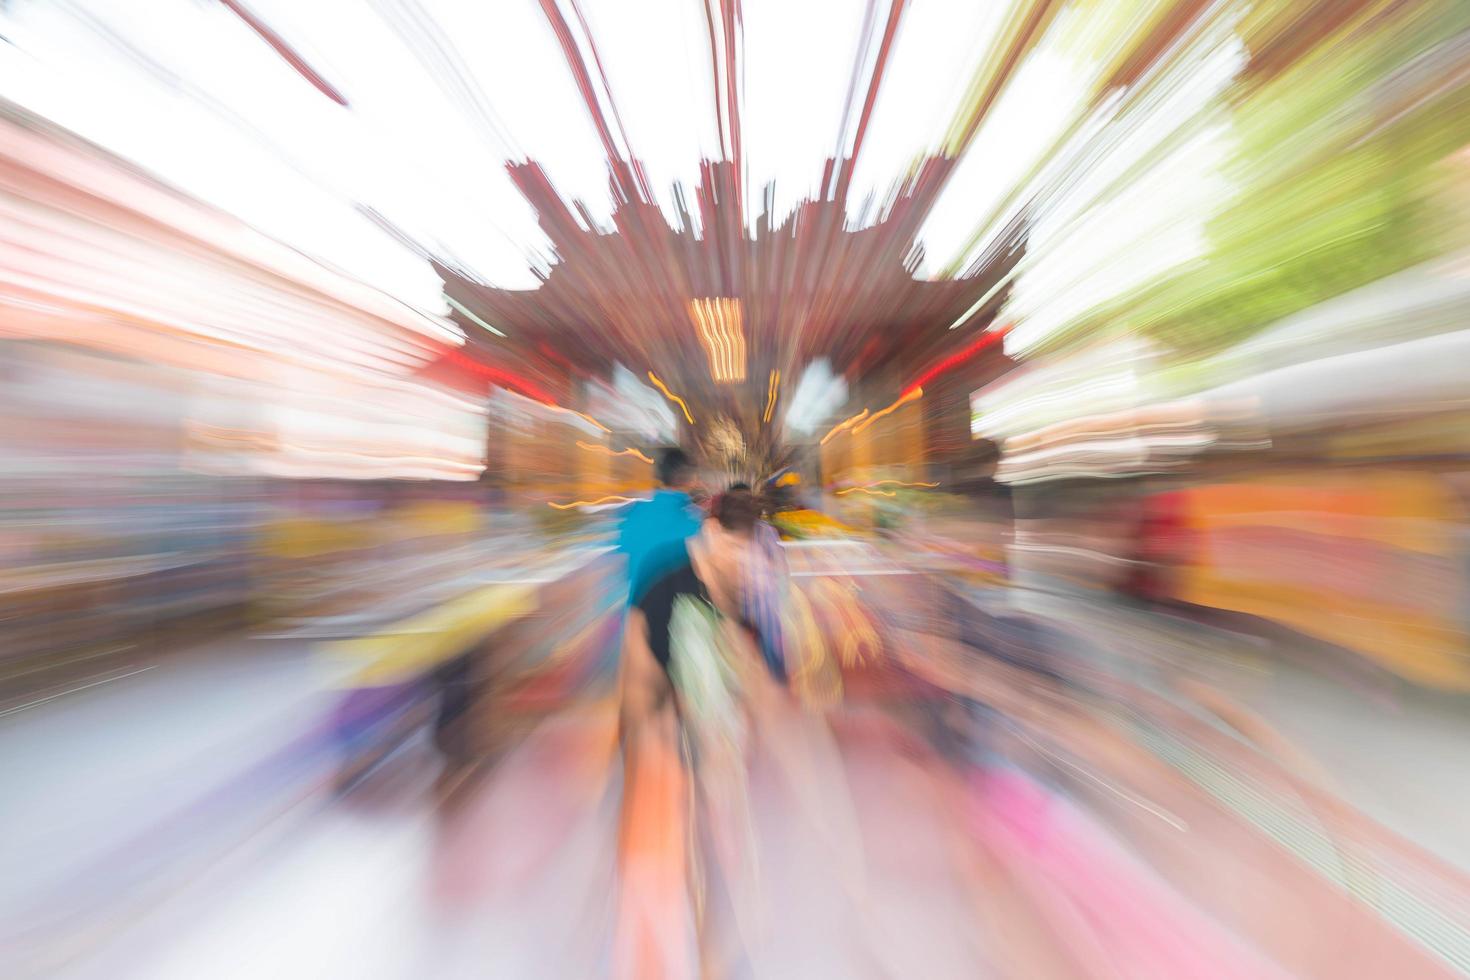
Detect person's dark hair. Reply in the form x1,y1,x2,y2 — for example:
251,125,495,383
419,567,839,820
656,447,694,488
728,481,750,492
715,489,759,535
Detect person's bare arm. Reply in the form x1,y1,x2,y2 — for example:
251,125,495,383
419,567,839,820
619,608,675,749
619,609,652,723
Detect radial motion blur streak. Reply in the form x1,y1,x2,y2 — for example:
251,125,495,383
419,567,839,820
3,0,1470,978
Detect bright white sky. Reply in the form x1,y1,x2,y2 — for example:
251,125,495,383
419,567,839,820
574,0,723,236
913,4,1099,278
0,0,1232,365
0,0,1029,309
740,0,866,231
844,0,1011,230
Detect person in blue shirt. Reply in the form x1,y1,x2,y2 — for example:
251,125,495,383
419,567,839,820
616,447,704,605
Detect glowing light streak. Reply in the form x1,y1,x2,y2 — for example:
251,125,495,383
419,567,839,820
852,386,923,434
647,370,695,424
763,369,780,423
689,297,745,382
576,440,653,464
947,272,1015,332
547,494,637,510
690,300,723,378
708,300,738,381
445,295,507,337
549,405,611,433
835,486,898,497
446,352,555,403
820,408,868,445
460,359,610,433
907,326,1010,394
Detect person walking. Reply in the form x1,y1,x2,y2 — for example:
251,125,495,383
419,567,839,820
614,490,766,977
615,448,703,605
